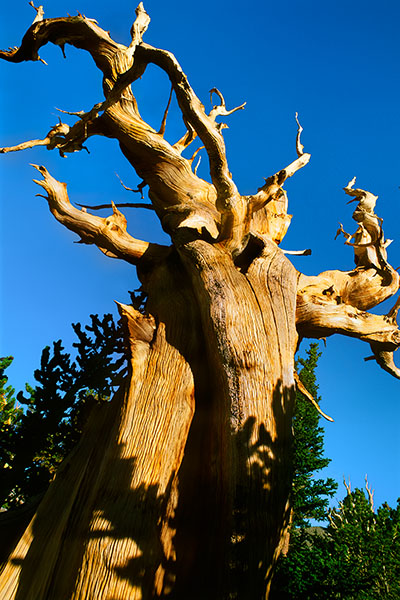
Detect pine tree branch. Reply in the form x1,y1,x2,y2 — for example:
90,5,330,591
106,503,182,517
248,114,311,214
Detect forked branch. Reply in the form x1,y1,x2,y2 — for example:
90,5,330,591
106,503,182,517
297,175,400,379
131,43,251,248
208,88,246,120
0,121,70,154
172,89,244,157
133,44,239,201
0,7,224,241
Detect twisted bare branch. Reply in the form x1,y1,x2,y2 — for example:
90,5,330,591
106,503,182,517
128,2,150,53
28,1,44,24
297,174,400,380
249,115,311,215
246,117,310,245
295,112,304,157
298,272,400,380
0,9,223,240
131,43,251,248
0,13,121,67
134,43,239,200
336,178,392,274
173,122,197,154
368,306,400,378
0,121,69,154
31,165,166,265
0,114,104,157
208,88,246,120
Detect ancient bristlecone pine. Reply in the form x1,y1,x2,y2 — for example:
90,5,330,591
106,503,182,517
0,4,399,599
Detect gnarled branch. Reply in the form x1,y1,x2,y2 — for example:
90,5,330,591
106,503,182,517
337,177,390,272
131,44,249,248
0,112,105,157
0,9,222,240
249,114,310,214
297,178,400,380
173,122,197,154
297,283,400,379
297,189,400,379
208,87,246,120
0,13,121,68
31,165,167,265
0,121,70,154
29,1,44,24
368,343,400,379
133,45,238,201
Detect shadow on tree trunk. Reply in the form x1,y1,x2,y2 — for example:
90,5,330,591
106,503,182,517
2,376,291,600
1,246,295,600
170,384,292,599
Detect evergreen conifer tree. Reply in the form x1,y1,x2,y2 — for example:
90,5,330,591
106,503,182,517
0,314,126,509
271,343,337,597
0,357,23,502
291,343,337,527
273,479,400,598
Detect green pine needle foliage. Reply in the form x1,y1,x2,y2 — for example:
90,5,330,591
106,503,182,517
292,343,337,526
272,343,400,598
273,486,400,599
0,314,126,509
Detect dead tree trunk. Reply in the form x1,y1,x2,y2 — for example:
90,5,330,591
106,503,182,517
1,5,399,599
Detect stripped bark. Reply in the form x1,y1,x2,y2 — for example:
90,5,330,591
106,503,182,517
0,4,399,599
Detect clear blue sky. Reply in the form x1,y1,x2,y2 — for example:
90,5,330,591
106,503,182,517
1,0,399,513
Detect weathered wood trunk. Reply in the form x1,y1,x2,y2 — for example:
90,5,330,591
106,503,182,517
0,242,297,600
2,4,400,599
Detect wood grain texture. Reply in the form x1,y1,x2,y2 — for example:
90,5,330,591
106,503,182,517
178,239,297,597
1,5,400,599
0,305,195,600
